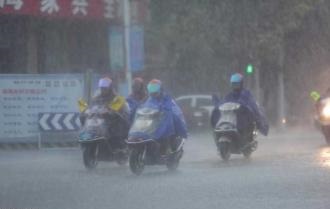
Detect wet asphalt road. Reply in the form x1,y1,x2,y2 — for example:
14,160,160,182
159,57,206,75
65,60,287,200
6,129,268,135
1,128,330,209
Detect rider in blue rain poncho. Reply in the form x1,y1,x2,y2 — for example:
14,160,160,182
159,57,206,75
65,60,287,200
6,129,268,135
129,79,187,153
211,73,269,137
146,79,188,139
129,79,188,149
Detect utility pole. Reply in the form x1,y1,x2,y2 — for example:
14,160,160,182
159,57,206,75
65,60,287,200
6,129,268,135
278,44,286,128
245,63,261,104
254,66,261,104
124,0,132,94
278,70,286,127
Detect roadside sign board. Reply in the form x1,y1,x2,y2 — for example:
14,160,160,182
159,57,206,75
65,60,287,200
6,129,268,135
0,74,84,139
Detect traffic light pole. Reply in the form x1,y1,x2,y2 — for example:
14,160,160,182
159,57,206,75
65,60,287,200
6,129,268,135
245,63,261,104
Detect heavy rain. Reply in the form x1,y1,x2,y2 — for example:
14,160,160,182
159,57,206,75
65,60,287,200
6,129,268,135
1,1,330,209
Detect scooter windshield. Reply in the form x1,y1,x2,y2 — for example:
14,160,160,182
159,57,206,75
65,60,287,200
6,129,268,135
216,102,241,127
130,107,162,136
80,104,108,140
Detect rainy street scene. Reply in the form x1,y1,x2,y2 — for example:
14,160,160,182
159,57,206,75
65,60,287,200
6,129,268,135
2,130,330,209
1,1,330,209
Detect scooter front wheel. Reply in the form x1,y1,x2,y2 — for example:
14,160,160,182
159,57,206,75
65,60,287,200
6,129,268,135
83,143,99,170
129,146,145,175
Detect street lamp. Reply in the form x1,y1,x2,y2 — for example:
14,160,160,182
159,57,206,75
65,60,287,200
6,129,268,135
124,0,132,94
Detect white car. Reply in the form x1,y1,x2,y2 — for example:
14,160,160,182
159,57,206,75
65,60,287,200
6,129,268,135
175,95,214,128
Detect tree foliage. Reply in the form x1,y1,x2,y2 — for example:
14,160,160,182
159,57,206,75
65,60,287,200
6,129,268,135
145,0,329,124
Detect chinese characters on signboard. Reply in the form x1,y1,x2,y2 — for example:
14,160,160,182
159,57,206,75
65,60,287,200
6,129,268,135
0,74,84,138
0,0,24,10
0,0,146,22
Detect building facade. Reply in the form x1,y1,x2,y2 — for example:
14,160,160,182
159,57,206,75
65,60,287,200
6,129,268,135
0,0,147,74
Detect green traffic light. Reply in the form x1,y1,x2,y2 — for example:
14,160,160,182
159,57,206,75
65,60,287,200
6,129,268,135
246,64,254,74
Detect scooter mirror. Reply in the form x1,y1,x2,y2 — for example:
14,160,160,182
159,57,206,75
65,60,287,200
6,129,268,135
78,98,88,112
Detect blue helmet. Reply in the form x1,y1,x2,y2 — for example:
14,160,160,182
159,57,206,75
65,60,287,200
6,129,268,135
147,79,162,94
230,73,243,90
230,73,243,83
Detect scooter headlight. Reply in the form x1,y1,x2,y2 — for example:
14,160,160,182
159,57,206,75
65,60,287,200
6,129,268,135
322,104,330,118
86,118,104,127
135,119,153,130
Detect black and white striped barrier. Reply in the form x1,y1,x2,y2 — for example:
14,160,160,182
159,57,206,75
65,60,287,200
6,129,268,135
0,142,78,150
38,113,81,132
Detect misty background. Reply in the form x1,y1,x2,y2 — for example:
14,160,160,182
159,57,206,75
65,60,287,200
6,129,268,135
144,0,330,126
1,0,330,126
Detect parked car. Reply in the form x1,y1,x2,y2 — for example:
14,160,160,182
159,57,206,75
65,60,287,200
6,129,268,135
175,94,214,129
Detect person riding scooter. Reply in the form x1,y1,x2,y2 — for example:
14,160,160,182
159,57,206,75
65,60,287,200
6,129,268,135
82,77,130,150
211,73,269,139
126,79,187,174
211,73,269,160
311,88,330,145
146,79,188,151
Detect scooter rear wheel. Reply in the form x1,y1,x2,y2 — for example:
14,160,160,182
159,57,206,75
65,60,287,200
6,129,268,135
166,149,183,171
242,149,252,159
325,134,330,146
321,126,330,145
243,140,258,159
219,139,231,161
